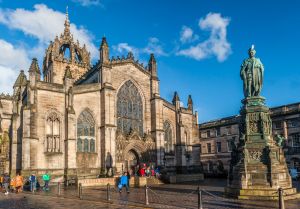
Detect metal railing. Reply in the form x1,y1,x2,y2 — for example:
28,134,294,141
23,182,287,209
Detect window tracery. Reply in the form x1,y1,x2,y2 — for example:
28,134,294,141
77,110,96,153
45,112,61,153
117,80,143,136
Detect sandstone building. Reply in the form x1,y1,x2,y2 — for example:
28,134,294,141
0,13,200,178
199,102,300,175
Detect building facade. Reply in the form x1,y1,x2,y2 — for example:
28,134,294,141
0,13,201,178
199,102,300,175
0,94,13,174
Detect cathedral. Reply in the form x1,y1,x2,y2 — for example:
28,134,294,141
0,12,200,179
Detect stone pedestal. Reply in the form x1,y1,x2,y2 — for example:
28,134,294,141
225,97,300,200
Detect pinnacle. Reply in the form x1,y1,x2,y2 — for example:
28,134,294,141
64,6,71,37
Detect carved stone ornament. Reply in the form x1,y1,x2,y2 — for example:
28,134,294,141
249,150,262,161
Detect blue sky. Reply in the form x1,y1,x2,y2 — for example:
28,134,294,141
0,0,299,122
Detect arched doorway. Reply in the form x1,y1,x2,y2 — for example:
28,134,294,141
125,149,139,172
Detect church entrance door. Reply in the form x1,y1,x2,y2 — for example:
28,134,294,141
125,149,139,172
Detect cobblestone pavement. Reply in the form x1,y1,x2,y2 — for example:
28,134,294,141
0,178,300,209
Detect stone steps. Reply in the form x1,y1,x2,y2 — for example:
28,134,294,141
225,187,300,200
239,188,297,196
238,192,300,200
146,177,164,185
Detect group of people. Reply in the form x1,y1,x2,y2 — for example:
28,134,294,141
118,164,161,194
0,172,51,195
135,164,161,178
0,173,24,195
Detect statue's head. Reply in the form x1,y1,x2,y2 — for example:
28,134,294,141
248,44,256,58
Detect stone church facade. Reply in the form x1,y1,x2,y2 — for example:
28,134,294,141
0,13,200,178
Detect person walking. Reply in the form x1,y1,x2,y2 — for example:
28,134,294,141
0,174,3,192
127,171,131,187
3,173,10,195
118,172,129,193
10,176,16,193
15,173,24,193
29,173,37,192
42,172,50,191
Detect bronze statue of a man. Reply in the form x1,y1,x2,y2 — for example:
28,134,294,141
240,45,264,97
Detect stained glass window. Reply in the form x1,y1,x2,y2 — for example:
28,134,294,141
164,121,173,153
117,80,143,136
77,109,95,152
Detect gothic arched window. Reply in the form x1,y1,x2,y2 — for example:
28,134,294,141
117,80,143,136
45,112,61,153
77,110,96,153
164,121,173,153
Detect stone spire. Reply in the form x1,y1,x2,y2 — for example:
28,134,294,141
148,53,157,77
172,91,180,105
187,95,193,111
99,36,109,64
28,58,41,81
64,6,71,37
29,58,40,74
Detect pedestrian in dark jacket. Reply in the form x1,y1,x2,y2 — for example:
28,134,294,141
127,171,131,187
29,174,37,192
3,173,10,195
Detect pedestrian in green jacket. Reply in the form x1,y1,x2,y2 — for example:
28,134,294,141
42,172,50,191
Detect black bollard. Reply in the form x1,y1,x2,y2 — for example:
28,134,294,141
145,185,149,205
78,183,83,199
107,183,111,201
57,182,61,196
278,188,285,209
198,186,203,209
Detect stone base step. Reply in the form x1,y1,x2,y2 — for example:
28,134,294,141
225,187,300,200
238,192,300,200
146,177,164,185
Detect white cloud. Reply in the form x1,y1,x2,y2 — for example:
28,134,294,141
0,39,31,94
142,37,167,56
177,13,231,62
0,4,98,59
180,26,198,43
113,43,139,56
72,0,101,7
112,37,167,60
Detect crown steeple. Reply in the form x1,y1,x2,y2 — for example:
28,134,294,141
42,7,90,84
